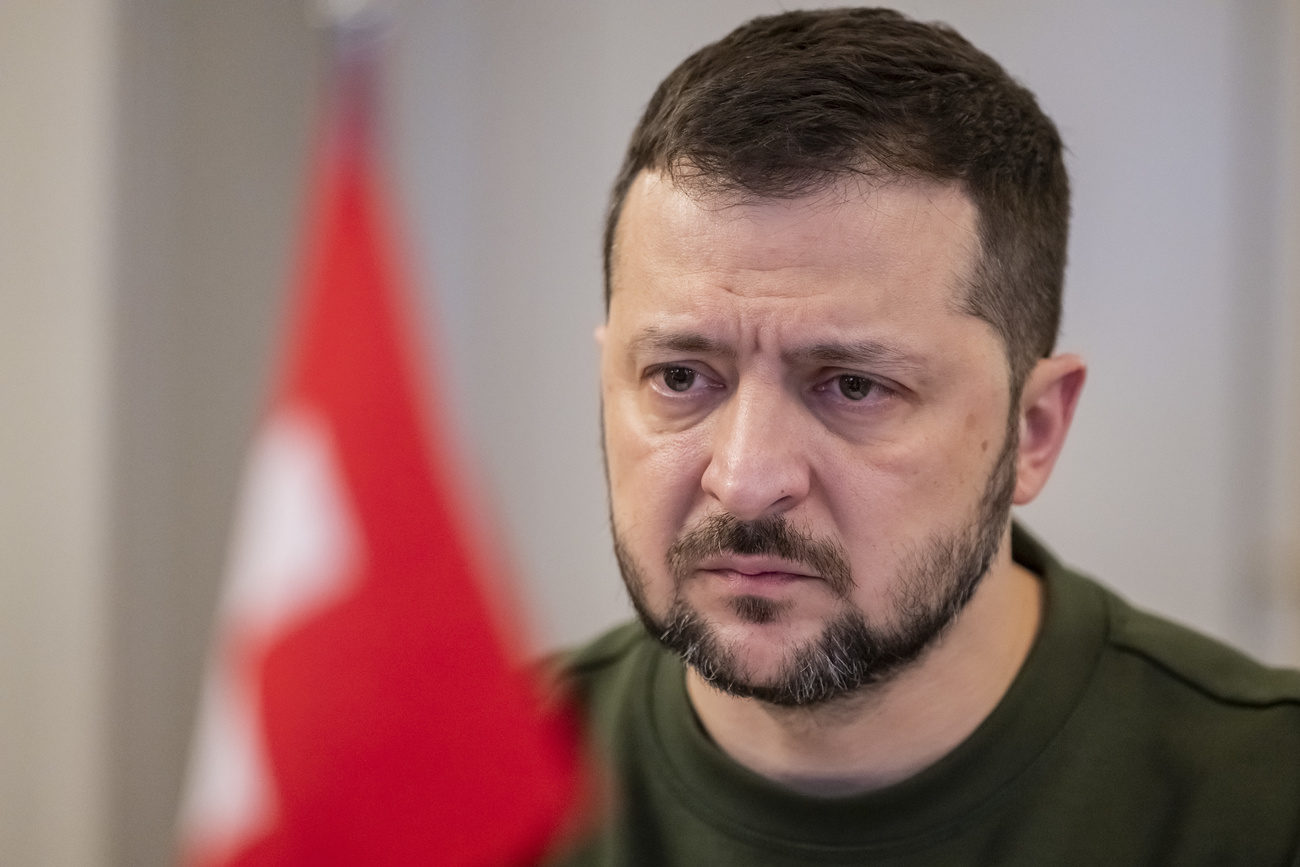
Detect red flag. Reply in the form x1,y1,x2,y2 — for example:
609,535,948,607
179,33,583,867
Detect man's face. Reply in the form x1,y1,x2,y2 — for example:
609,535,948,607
600,172,1018,705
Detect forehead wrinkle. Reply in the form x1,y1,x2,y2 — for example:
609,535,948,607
625,326,734,363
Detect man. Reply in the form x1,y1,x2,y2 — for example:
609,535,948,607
554,8,1300,865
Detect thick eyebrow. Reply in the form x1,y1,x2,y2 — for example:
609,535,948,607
624,330,924,374
625,328,732,362
788,340,924,373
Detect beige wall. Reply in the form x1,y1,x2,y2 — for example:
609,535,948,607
108,4,319,866
0,1,115,864
1274,0,1300,662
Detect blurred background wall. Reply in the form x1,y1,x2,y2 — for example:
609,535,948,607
2,1,1298,865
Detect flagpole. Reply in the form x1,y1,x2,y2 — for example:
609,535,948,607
309,0,388,30
307,0,390,158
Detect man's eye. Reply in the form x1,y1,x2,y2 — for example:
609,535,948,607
837,374,875,401
661,366,697,392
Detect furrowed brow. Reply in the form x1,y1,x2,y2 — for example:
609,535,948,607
792,340,924,373
626,328,731,361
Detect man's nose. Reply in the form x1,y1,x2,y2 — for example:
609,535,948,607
700,384,812,521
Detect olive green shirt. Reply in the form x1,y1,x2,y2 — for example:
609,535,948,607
554,526,1300,866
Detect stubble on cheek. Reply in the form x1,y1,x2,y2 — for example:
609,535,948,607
611,528,661,629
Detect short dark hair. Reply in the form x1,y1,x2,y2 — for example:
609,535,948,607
603,7,1069,391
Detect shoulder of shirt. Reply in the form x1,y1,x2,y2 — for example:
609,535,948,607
1094,580,1300,709
1013,521,1300,710
562,621,649,674
544,620,650,684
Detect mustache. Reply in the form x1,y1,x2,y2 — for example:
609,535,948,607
665,513,853,599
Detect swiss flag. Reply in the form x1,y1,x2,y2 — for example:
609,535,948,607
178,34,584,867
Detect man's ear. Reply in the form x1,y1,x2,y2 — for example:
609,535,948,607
1014,354,1086,505
594,324,607,348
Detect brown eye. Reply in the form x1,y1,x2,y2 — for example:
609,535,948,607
662,367,696,392
838,375,874,400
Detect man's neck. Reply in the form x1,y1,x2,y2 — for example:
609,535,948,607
683,551,1044,796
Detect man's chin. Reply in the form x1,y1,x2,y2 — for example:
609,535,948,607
646,602,871,707
687,657,814,703
697,621,826,670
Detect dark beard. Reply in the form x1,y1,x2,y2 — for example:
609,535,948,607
612,419,1019,708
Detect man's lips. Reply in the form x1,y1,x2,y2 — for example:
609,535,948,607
694,555,820,584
